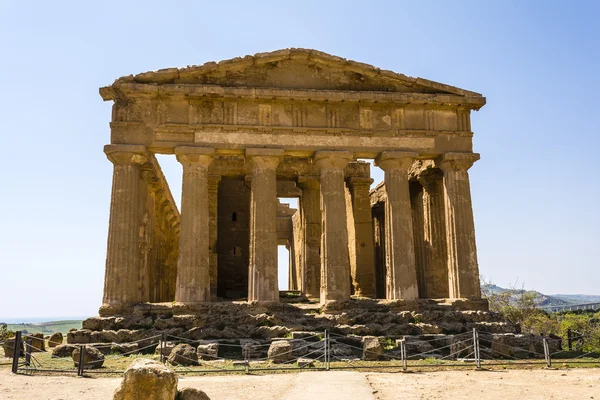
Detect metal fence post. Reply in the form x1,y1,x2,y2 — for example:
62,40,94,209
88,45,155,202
401,338,407,372
325,330,330,371
160,331,167,364
543,337,552,368
11,331,22,373
77,345,85,377
25,339,32,367
473,328,481,369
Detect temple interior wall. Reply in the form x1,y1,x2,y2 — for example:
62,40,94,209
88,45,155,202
217,178,250,299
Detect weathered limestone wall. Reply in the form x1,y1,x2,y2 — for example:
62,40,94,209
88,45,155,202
143,154,180,303
217,178,250,299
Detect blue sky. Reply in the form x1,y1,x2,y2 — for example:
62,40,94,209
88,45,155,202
0,1,598,319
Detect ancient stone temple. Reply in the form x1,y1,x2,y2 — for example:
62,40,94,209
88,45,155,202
98,48,486,317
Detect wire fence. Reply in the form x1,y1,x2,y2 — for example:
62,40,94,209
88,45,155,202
2,328,599,377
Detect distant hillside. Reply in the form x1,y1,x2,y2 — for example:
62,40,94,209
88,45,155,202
482,284,600,307
551,294,600,304
2,320,82,335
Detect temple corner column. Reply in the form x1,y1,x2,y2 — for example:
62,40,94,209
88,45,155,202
438,152,481,299
102,144,148,314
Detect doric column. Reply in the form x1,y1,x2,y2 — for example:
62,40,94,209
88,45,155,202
208,174,221,301
174,146,214,303
347,177,376,298
297,176,321,298
375,151,419,300
102,144,148,309
314,151,353,303
247,148,283,302
418,169,449,298
439,153,481,299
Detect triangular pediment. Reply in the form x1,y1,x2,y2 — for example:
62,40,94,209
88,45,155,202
107,48,482,97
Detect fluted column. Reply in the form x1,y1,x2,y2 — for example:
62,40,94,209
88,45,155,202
375,151,419,300
247,148,283,302
208,175,221,300
314,151,353,303
174,146,214,303
297,176,322,298
439,153,481,299
347,177,376,298
418,169,449,298
102,144,148,309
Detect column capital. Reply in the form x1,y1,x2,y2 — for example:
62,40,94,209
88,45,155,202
417,168,444,189
246,148,284,170
347,177,374,187
104,144,147,165
438,152,480,172
297,175,320,189
313,150,353,170
375,151,418,172
175,146,214,166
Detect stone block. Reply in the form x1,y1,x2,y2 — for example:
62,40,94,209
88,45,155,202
168,343,198,366
72,346,105,369
268,340,293,363
177,387,211,400
48,332,63,347
197,341,219,360
113,359,177,400
51,344,77,358
362,336,383,361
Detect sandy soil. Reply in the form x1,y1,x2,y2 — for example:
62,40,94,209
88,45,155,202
1,368,598,400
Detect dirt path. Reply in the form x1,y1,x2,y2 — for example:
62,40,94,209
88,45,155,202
1,368,599,399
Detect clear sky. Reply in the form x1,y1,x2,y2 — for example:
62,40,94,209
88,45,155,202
1,1,598,319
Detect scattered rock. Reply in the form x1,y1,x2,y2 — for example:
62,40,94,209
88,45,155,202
240,339,265,359
155,340,177,357
51,344,77,358
268,340,293,363
113,359,177,400
197,341,218,360
362,336,383,361
48,332,63,347
177,387,211,400
297,357,315,368
168,343,198,366
72,346,105,369
111,343,139,355
2,338,24,358
26,333,45,352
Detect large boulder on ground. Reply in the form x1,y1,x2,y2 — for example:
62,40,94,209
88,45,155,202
26,333,45,352
177,387,211,400
48,332,63,347
72,346,105,369
268,340,293,363
2,338,24,358
196,341,218,361
168,343,198,366
362,336,383,361
51,344,77,358
113,359,178,400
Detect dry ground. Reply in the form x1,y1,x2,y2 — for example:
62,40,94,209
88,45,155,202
1,367,599,400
